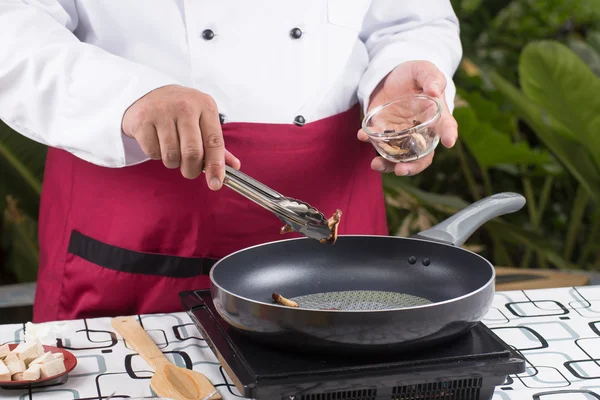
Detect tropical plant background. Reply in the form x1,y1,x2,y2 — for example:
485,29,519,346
1,0,600,285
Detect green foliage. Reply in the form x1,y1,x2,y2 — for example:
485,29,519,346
452,0,600,83
0,121,45,283
568,36,600,77
454,105,548,169
2,197,39,283
490,72,600,200
519,41,600,169
491,39,600,265
588,31,600,54
0,121,46,218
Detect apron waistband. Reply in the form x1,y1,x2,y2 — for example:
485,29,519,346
67,230,217,278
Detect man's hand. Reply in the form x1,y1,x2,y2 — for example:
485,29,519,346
122,85,240,190
358,61,458,176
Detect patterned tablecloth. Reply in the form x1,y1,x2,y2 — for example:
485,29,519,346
0,285,599,400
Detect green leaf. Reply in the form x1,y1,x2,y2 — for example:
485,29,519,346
455,106,549,168
0,121,47,220
588,31,600,55
383,175,470,211
490,71,600,201
567,37,600,78
0,121,45,193
519,40,600,169
2,198,39,283
460,0,483,13
456,89,516,135
486,220,577,270
492,164,520,176
574,0,600,21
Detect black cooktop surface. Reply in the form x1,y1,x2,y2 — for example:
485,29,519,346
180,290,526,400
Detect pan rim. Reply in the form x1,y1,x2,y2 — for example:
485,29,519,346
209,234,496,313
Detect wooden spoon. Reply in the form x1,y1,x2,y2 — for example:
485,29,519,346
112,316,221,400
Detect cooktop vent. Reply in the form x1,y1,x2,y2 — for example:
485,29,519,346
297,389,377,400
391,378,483,399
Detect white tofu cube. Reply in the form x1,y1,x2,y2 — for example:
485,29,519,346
0,344,9,360
12,343,26,353
3,352,18,364
11,372,25,381
6,360,26,375
52,352,64,361
40,358,65,379
14,342,40,365
34,341,45,358
30,352,54,366
23,364,41,381
0,360,10,381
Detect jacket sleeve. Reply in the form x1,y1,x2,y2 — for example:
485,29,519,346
357,0,463,114
0,0,180,167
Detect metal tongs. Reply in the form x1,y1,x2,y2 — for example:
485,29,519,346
210,166,334,242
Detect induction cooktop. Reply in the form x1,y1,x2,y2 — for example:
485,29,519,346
180,290,526,400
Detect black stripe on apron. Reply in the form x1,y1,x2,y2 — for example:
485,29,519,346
67,230,216,278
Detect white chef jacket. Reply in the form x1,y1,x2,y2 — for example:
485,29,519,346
0,0,462,168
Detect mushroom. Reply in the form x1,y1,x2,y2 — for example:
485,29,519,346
272,292,299,308
320,209,342,244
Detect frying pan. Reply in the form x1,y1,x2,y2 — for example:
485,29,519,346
209,192,525,355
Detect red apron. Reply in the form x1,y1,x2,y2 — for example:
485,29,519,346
33,105,388,322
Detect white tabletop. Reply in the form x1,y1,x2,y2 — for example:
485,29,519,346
1,285,599,399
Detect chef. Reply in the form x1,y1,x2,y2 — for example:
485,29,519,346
0,1,462,322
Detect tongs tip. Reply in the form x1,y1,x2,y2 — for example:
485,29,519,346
280,209,342,244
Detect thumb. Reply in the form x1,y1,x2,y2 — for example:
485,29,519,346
412,61,447,97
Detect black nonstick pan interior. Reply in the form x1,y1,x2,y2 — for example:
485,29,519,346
212,235,493,309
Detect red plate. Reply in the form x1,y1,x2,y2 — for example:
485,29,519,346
0,344,77,386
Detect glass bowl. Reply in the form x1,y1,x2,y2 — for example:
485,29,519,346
362,94,442,163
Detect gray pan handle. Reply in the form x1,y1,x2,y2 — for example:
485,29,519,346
412,192,526,247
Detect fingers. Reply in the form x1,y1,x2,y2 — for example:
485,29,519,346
412,62,458,148
394,152,434,175
371,157,396,173
132,122,161,160
437,97,458,148
357,129,369,142
371,152,434,176
440,115,458,148
199,99,226,191
155,119,180,169
413,61,447,97
177,117,204,179
123,86,236,188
